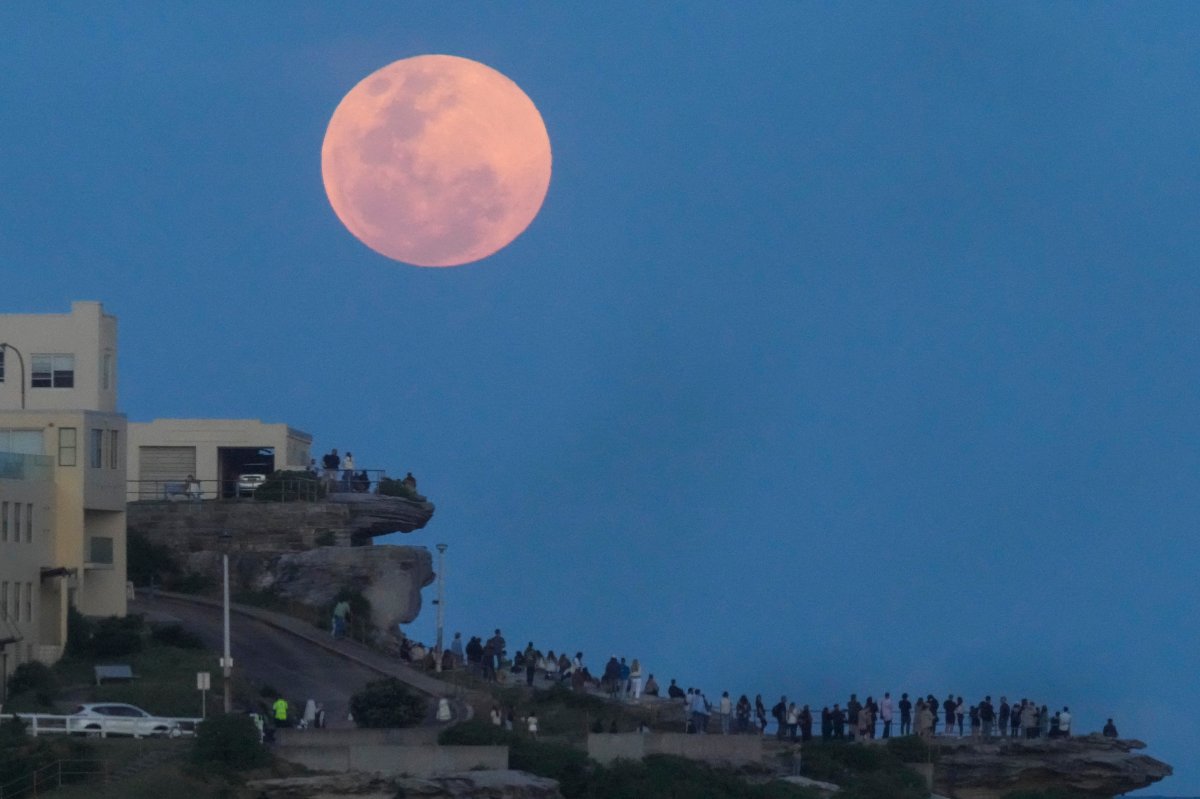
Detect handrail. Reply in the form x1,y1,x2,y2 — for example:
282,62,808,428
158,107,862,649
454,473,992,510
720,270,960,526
126,470,397,503
0,712,201,738
0,759,107,799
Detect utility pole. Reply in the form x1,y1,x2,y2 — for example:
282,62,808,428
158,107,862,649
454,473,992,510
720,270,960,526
220,530,233,713
435,543,447,671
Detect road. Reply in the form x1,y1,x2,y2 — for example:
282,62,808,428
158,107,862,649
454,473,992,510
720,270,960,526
131,594,378,728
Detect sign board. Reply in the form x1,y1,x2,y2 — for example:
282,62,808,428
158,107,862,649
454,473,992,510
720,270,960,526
196,672,211,691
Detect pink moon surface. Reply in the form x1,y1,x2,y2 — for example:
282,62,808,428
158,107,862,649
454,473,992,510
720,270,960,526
321,55,552,267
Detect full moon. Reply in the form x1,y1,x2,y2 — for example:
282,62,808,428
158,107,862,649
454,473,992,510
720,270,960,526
321,55,552,267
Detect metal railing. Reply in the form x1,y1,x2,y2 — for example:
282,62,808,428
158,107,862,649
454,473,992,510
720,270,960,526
126,470,401,503
0,759,107,799
0,712,202,738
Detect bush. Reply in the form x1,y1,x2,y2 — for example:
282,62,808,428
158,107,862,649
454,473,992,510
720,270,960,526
377,477,421,501
6,662,58,707
150,623,205,650
90,615,145,657
885,734,938,763
438,718,516,746
349,678,426,728
254,470,325,502
840,768,928,799
509,737,593,798
194,713,270,771
127,530,178,586
65,606,94,658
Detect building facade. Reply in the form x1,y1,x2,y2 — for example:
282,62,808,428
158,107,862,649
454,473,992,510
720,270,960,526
0,301,128,686
127,418,312,499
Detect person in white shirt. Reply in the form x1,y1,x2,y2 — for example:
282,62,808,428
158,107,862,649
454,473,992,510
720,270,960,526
1058,707,1071,736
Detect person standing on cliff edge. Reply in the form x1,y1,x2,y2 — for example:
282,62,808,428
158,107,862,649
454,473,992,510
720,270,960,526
880,692,893,738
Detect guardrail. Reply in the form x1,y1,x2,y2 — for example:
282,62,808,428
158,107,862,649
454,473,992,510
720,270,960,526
126,470,398,502
0,759,108,799
0,712,202,738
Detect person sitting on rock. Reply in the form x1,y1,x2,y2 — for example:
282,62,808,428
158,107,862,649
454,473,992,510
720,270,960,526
667,678,685,700
644,674,660,697
1103,718,1118,738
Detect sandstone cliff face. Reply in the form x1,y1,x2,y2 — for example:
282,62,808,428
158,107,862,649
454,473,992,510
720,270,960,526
932,735,1172,799
185,545,434,630
246,771,563,799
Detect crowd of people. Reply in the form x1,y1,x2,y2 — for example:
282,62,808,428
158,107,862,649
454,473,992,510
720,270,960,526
309,447,419,495
383,623,1119,743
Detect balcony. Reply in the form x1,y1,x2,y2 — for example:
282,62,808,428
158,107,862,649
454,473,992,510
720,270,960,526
0,452,53,482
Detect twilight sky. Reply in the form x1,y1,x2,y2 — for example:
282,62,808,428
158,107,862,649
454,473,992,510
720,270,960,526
2,4,1197,792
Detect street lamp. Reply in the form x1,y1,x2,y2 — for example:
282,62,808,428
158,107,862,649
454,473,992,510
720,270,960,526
220,529,233,713
435,543,447,671
0,343,26,409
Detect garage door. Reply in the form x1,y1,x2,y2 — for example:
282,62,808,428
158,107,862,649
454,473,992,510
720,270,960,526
137,446,196,499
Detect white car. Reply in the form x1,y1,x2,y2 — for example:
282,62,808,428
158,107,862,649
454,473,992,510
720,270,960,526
70,703,181,738
237,473,267,497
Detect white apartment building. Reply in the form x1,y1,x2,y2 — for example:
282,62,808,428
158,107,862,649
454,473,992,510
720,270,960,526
0,301,128,686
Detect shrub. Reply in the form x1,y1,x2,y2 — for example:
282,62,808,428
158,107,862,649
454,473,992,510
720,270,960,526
64,606,94,658
349,678,427,728
126,530,178,586
194,713,270,771
840,768,928,799
509,737,592,797
6,662,58,706
885,734,938,763
90,614,145,657
150,623,205,650
254,470,325,502
438,719,516,746
377,477,421,501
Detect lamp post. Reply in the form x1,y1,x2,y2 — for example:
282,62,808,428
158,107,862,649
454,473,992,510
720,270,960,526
0,343,26,409
220,529,233,713
435,543,447,671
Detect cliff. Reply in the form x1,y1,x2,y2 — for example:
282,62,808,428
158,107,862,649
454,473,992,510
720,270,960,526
931,734,1172,799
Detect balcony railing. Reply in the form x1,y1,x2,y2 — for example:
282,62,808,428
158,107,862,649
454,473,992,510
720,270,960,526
125,469,419,503
0,452,53,482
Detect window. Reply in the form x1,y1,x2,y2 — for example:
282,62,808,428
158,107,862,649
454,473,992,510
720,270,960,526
12,505,20,543
25,503,32,542
31,354,74,388
0,582,6,620
90,429,103,468
1,501,7,542
24,582,31,622
59,428,76,466
100,353,112,391
109,430,120,468
0,348,4,382
88,536,114,565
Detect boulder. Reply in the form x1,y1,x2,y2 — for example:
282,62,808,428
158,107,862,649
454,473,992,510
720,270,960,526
931,734,1172,799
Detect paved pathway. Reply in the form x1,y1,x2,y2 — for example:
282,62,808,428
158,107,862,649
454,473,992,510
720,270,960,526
131,591,474,727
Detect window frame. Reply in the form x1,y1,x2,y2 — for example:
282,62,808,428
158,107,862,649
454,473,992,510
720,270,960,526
108,429,120,469
90,428,104,468
31,353,75,389
58,427,77,466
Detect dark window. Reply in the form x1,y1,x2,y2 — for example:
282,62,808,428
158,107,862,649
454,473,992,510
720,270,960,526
31,354,74,388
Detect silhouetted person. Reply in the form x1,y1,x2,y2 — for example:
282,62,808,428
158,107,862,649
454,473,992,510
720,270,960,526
1103,718,1118,738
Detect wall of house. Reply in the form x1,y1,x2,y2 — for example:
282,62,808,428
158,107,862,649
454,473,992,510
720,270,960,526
0,300,117,413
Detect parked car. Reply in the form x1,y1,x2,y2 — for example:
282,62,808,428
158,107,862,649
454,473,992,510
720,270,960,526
70,703,181,738
237,473,267,496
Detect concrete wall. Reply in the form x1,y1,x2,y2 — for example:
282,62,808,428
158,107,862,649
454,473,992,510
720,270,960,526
275,742,508,777
0,301,117,413
587,732,763,767
127,418,313,488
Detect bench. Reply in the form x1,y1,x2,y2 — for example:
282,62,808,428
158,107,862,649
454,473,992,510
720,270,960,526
94,664,135,685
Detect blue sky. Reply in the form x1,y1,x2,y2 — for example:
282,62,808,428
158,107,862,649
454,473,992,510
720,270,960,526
2,3,1197,791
